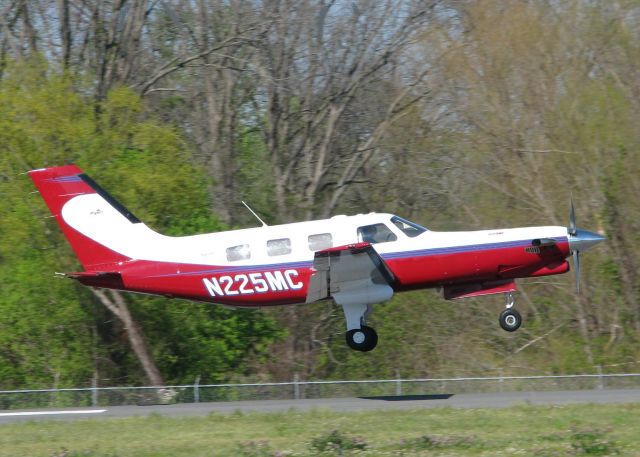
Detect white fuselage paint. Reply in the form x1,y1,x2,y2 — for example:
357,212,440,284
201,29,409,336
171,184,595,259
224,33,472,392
61,194,568,268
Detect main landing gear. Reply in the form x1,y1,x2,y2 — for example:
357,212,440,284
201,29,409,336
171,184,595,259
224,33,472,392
342,303,378,351
499,292,522,332
346,326,378,352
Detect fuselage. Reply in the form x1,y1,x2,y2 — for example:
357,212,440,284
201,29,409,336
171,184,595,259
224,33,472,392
63,192,570,307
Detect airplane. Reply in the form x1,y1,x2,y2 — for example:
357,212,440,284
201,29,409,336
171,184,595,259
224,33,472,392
29,164,605,352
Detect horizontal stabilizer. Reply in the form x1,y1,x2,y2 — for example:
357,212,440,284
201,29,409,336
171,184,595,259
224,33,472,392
65,271,125,289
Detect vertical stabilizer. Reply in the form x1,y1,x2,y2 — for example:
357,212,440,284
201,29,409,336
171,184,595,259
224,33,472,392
29,165,133,270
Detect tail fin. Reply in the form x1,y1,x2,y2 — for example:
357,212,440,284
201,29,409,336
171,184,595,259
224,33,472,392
29,165,135,271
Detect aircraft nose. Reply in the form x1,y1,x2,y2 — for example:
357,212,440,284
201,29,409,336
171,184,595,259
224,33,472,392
568,229,606,252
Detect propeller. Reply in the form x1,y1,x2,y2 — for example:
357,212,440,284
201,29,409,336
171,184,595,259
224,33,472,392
573,249,581,292
569,199,577,236
568,199,580,292
567,199,606,292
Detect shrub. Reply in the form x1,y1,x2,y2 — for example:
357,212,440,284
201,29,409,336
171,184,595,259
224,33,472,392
310,429,367,454
570,428,619,455
400,434,476,451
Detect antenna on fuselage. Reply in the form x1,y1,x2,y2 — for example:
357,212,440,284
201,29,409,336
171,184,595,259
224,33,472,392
241,201,268,227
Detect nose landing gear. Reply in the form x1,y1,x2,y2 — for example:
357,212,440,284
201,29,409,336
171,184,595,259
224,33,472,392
499,292,522,332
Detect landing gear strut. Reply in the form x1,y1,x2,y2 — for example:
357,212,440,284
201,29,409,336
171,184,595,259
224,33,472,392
341,303,378,351
499,292,522,332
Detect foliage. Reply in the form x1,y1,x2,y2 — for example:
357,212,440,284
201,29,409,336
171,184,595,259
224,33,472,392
3,0,640,385
570,428,619,456
399,434,476,451
0,60,281,388
309,429,366,454
235,440,276,457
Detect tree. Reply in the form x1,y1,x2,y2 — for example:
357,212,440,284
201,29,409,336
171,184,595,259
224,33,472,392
0,60,282,387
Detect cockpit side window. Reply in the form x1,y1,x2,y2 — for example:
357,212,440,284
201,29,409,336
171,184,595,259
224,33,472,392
357,223,397,244
391,216,427,238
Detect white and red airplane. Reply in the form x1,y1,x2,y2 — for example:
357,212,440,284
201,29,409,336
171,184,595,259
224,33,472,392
29,165,605,351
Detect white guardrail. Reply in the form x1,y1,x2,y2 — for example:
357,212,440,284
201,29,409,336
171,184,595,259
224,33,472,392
1,373,640,410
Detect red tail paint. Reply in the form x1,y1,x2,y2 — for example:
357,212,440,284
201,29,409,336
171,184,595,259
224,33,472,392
28,165,130,271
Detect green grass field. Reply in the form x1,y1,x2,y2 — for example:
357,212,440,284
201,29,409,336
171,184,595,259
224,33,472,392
1,403,638,456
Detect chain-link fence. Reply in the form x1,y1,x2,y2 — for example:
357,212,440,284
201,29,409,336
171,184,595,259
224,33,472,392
2,373,640,410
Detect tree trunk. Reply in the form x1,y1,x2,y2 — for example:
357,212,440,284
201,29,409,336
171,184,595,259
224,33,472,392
57,0,71,69
92,289,164,386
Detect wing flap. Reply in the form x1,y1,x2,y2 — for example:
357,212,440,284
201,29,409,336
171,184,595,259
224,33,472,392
305,242,395,304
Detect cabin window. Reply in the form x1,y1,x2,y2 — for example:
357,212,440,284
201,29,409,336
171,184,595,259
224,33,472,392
308,233,333,251
357,223,397,244
267,238,292,256
391,216,427,238
226,244,251,261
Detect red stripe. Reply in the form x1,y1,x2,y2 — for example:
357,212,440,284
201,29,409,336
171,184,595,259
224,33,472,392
103,241,571,307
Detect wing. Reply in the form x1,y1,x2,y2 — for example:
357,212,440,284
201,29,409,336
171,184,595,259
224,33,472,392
305,242,395,304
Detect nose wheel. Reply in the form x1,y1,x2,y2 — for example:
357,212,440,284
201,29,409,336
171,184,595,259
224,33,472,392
499,292,522,332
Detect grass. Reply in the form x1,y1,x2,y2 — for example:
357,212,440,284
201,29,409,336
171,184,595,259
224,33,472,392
0,403,638,456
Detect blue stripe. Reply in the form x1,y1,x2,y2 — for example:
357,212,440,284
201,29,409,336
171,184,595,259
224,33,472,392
382,236,566,260
47,175,83,183
147,236,567,279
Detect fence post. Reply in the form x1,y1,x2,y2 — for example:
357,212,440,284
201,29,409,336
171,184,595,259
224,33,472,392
499,368,504,392
596,365,604,390
91,373,98,407
194,375,201,403
395,370,402,396
294,373,300,400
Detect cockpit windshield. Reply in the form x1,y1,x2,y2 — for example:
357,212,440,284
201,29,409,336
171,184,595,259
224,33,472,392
391,216,428,237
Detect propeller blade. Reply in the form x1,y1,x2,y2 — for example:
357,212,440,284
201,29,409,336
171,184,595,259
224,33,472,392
573,249,581,292
569,199,577,236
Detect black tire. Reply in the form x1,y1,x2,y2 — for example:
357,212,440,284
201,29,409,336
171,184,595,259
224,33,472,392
345,325,378,351
499,308,522,332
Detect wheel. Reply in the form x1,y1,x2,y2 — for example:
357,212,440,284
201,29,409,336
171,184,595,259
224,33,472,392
345,325,378,351
499,308,522,332
346,326,378,351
